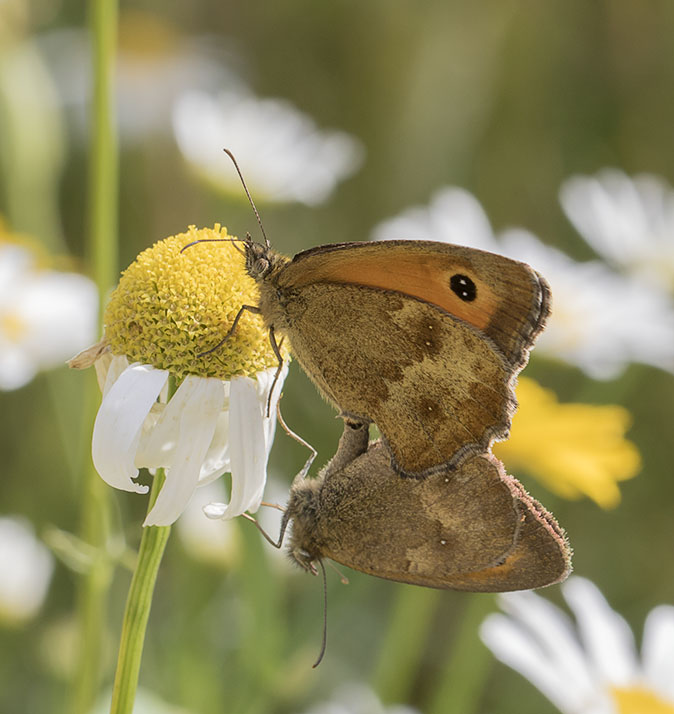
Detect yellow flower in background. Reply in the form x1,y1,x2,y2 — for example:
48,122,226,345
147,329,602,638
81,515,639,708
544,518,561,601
493,378,640,508
72,226,288,526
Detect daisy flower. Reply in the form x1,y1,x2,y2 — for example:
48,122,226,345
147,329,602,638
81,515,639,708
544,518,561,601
0,226,97,390
0,515,54,625
372,186,674,379
71,225,288,527
492,378,640,508
39,10,239,143
560,169,674,294
481,576,674,714
172,89,364,205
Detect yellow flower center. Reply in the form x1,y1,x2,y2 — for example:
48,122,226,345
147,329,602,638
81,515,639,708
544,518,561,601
103,225,286,380
612,686,674,714
0,311,27,342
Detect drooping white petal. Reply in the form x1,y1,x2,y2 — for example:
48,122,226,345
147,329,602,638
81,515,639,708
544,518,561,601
256,363,288,455
143,376,225,526
641,605,674,701
209,375,267,520
562,577,639,688
196,380,232,483
204,364,287,520
98,354,130,395
92,363,169,494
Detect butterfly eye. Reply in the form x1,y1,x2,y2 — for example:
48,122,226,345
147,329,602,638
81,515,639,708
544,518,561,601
449,274,477,302
254,257,271,275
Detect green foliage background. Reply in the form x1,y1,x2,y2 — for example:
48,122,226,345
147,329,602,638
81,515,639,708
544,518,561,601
1,1,673,713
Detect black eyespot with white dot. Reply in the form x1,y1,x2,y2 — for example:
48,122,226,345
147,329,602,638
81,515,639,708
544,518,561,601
449,274,477,302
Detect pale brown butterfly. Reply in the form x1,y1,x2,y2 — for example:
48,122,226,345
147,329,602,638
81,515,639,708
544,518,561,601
278,421,571,593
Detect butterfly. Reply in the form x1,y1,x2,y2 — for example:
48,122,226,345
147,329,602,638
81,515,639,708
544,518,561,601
281,421,570,592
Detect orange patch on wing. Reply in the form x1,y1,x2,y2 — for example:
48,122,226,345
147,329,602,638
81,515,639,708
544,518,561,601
287,252,499,330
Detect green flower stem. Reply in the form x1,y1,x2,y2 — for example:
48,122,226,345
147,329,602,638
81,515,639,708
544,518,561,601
73,1,119,712
373,586,442,704
427,594,495,714
110,470,171,714
89,0,119,290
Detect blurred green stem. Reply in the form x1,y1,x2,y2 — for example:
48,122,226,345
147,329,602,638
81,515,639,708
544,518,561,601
110,470,171,714
72,1,119,713
373,586,442,704
427,594,495,714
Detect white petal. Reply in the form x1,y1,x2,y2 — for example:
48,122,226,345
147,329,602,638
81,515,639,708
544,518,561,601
203,502,228,519
213,375,268,519
97,354,130,396
371,186,501,252
562,577,639,687
560,170,674,291
197,380,232,483
0,346,37,390
135,376,218,469
498,591,600,703
173,90,363,206
256,362,289,455
502,229,674,378
92,364,169,493
143,376,224,526
0,516,54,622
480,613,608,714
642,605,674,701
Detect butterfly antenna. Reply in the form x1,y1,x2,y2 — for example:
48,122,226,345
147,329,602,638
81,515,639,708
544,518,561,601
179,237,245,254
223,148,270,248
312,559,329,668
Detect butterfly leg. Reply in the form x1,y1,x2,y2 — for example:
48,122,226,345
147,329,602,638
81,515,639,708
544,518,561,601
264,326,287,417
276,400,318,482
240,512,285,549
198,304,262,357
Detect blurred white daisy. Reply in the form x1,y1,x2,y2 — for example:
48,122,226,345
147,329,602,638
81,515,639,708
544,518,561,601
372,186,674,379
560,169,674,294
301,683,419,714
173,89,364,205
71,226,288,527
38,10,240,143
481,576,674,714
0,233,98,390
0,515,54,625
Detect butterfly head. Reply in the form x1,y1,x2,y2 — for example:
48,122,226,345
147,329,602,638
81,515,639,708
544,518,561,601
285,477,324,576
243,236,288,284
